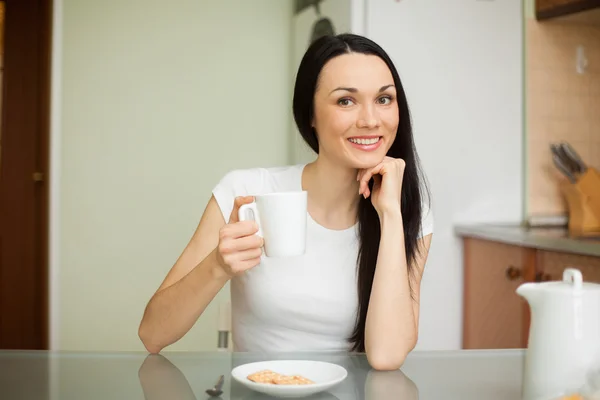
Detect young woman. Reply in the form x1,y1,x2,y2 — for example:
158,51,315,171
138,33,433,371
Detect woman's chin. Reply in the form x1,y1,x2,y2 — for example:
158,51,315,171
347,153,387,170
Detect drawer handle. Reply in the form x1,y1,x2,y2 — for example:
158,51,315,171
535,272,552,282
505,266,522,280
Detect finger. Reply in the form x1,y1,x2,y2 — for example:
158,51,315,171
234,248,263,262
231,220,260,238
357,170,364,194
229,196,255,223
358,169,369,194
395,158,406,170
359,165,379,197
237,257,262,272
229,234,264,252
358,170,371,196
220,220,259,241
362,164,387,198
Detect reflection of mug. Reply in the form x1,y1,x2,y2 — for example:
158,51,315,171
238,191,307,258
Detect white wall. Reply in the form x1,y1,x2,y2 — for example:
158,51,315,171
53,0,292,351
365,0,523,350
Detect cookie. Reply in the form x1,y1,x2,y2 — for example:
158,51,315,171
291,375,314,385
246,369,315,385
273,374,314,385
247,369,282,384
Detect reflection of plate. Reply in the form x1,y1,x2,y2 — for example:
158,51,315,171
232,360,347,399
242,391,340,400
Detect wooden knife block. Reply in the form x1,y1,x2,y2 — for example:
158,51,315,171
560,167,600,236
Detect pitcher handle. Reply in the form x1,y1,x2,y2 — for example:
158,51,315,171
563,268,583,290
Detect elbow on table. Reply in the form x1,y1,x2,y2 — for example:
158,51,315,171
367,351,406,371
366,338,417,371
138,324,163,355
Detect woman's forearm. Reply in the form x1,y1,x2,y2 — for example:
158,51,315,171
365,210,417,370
138,248,230,353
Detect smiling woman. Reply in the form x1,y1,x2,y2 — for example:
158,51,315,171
139,33,433,371
304,52,400,170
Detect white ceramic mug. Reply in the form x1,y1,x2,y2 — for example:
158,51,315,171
238,191,307,258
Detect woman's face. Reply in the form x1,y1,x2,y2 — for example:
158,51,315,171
312,53,399,170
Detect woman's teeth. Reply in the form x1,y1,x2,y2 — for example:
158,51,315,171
348,137,380,145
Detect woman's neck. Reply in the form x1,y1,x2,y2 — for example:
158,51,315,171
301,157,360,230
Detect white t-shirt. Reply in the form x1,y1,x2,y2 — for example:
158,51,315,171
212,163,433,352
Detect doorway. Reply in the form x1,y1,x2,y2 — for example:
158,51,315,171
0,0,52,349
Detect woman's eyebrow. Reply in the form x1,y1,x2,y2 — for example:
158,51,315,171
329,84,395,95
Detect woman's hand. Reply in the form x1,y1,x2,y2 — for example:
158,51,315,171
357,156,406,217
216,196,264,278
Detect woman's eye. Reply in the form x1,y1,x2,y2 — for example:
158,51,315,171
338,98,354,107
377,96,392,105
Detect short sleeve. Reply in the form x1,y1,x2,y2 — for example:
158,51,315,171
212,168,262,223
419,201,434,238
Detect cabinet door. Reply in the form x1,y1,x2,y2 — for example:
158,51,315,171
463,239,535,349
538,251,600,283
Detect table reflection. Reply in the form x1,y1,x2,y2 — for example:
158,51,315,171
137,353,419,400
138,354,196,400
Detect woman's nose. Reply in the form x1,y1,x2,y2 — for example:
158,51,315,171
356,106,380,129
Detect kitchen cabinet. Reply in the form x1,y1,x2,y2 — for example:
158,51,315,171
462,235,600,350
537,250,600,282
462,238,535,349
536,0,600,20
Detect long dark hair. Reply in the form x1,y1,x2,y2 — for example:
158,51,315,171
292,33,429,352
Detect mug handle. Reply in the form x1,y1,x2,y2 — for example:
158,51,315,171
238,202,263,239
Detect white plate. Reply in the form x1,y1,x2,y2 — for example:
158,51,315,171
231,360,348,398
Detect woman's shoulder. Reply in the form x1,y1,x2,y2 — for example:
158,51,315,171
215,163,303,192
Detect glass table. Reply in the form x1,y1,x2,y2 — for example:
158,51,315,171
0,349,524,399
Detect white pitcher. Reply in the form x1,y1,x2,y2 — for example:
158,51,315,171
517,268,600,400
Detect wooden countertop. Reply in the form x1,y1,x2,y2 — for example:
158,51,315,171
455,224,600,258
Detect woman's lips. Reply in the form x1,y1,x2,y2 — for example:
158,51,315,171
347,136,383,151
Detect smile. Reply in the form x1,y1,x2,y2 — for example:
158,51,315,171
348,137,381,145
347,136,383,151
